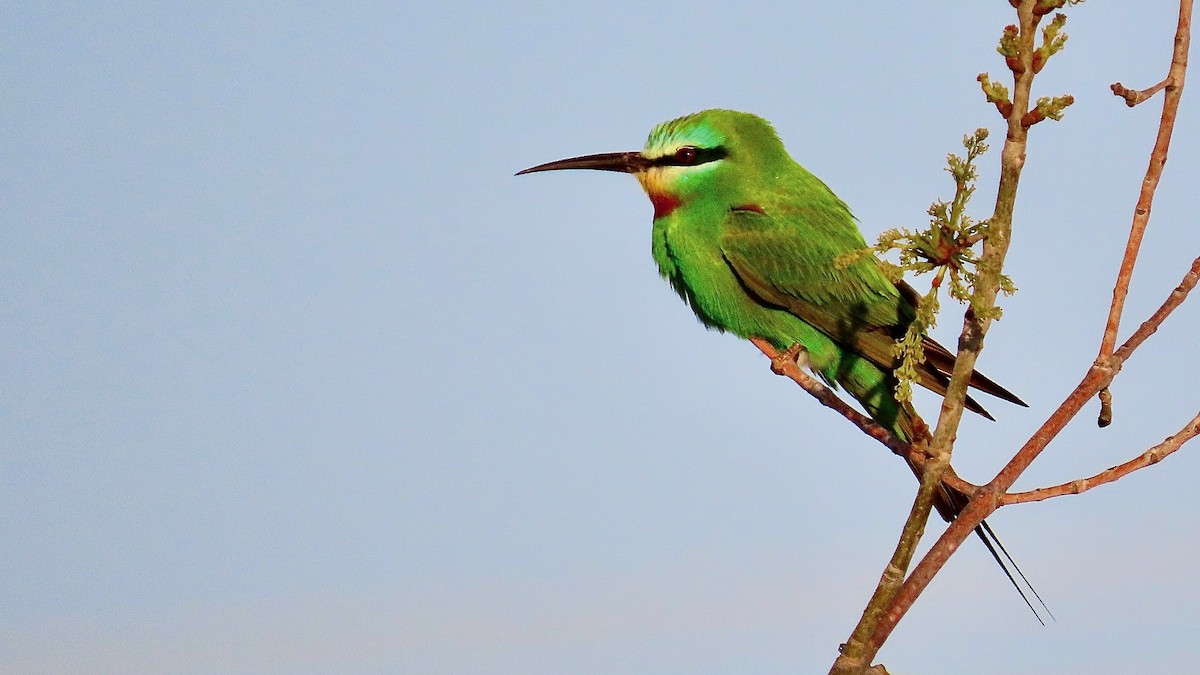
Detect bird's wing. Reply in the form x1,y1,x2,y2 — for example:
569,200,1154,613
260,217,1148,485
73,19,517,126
720,207,1024,413
719,206,911,369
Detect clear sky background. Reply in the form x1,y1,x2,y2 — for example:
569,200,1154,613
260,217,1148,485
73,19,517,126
4,3,1199,674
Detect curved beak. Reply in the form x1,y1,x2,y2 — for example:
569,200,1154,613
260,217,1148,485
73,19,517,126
516,151,650,176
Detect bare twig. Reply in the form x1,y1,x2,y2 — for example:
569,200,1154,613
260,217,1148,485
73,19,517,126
1112,78,1170,107
1113,255,1200,363
750,338,910,453
1097,254,1200,427
748,338,978,499
1099,8,1192,360
1004,410,1200,504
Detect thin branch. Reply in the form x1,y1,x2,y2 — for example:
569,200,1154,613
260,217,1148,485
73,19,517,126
863,0,1194,658
1097,255,1199,426
748,338,978,499
1003,410,1200,504
753,338,975,675
749,338,909,453
1113,255,1200,363
1112,78,1170,107
1097,255,1199,425
1099,7,1192,360
863,363,1108,657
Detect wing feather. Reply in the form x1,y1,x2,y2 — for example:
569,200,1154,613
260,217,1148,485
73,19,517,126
721,208,1025,414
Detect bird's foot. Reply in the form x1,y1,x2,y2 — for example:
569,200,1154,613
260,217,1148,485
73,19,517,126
769,342,808,375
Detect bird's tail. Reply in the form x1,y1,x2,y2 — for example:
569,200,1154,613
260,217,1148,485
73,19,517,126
894,404,1052,624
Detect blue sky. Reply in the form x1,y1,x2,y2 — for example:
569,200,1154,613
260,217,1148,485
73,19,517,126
4,3,1199,673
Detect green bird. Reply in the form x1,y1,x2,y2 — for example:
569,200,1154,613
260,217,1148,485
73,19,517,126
518,109,1044,619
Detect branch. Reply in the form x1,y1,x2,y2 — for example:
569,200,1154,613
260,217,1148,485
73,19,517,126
862,0,1194,658
752,339,973,675
1111,78,1170,107
1099,4,1192,361
1003,410,1200,504
748,338,978,499
1113,255,1200,363
749,338,910,453
833,5,1054,669
1097,254,1200,427
868,249,1199,645
832,439,945,673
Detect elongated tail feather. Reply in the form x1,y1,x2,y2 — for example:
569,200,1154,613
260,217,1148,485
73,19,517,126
894,403,1050,623
976,521,1054,623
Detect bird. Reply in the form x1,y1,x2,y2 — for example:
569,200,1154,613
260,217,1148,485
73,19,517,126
518,108,1046,620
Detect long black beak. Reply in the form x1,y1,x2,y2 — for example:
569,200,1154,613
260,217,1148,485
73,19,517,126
516,151,649,176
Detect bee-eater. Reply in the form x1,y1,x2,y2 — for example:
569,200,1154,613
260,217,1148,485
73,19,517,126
518,109,1043,619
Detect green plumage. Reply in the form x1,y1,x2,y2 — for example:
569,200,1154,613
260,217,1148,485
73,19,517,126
648,111,914,435
521,108,1023,440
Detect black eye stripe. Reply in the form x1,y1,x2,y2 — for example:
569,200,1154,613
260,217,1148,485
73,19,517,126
650,145,728,168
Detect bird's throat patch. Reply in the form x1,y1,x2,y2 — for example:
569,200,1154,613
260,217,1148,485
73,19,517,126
649,192,681,219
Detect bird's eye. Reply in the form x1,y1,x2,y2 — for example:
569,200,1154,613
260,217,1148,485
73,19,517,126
674,146,700,165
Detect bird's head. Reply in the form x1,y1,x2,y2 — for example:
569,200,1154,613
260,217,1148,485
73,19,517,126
517,109,791,218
